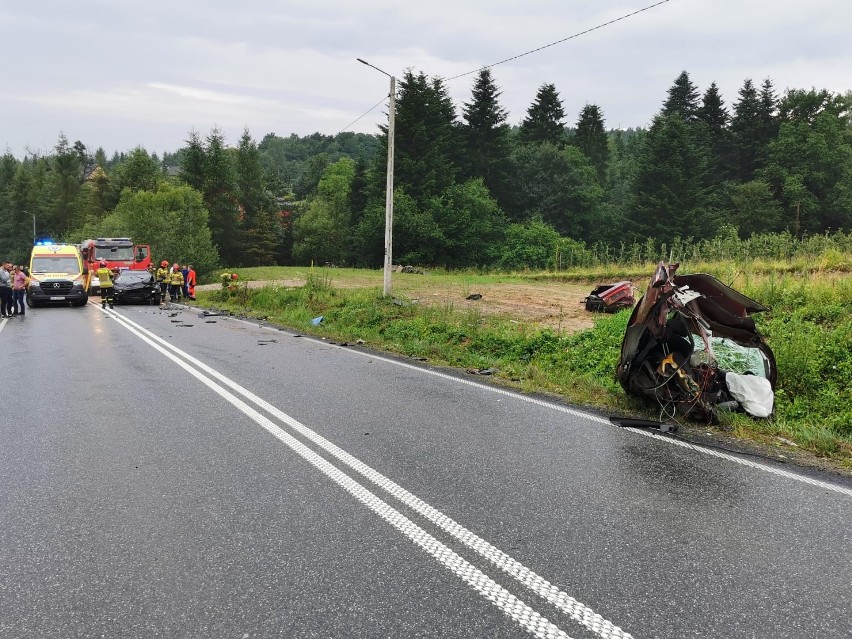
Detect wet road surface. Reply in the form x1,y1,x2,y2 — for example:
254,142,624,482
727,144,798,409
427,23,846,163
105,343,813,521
1,303,850,638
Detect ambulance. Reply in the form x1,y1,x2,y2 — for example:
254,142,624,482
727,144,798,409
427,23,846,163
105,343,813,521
27,242,89,307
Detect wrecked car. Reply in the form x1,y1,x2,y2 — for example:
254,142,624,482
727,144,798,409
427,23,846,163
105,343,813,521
584,281,635,312
616,262,777,423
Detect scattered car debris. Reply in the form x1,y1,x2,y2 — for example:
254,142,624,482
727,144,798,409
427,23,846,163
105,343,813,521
198,310,224,317
467,367,498,375
610,416,678,434
466,293,483,300
584,281,635,312
311,316,324,325
205,320,217,323
616,262,777,423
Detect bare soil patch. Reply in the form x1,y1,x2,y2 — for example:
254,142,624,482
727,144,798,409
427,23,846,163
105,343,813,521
199,275,629,332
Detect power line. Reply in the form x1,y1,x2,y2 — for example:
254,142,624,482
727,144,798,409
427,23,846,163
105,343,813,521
338,94,390,135
446,0,673,81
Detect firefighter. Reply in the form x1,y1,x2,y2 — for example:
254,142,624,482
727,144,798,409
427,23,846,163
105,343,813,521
169,262,184,303
97,260,115,309
155,260,170,304
186,264,197,301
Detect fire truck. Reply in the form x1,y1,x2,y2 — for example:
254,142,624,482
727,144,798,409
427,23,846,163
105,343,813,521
79,237,152,294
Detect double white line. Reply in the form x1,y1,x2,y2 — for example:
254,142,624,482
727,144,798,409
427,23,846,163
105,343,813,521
99,305,634,639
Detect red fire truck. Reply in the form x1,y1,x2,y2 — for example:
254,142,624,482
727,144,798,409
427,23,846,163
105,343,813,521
79,237,152,294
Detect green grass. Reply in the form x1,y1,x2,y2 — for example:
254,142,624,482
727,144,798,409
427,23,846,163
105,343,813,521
198,264,852,469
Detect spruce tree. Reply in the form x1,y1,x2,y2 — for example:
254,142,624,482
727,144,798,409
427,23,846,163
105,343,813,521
203,128,241,266
519,83,566,146
179,130,206,192
662,71,700,122
573,104,609,184
697,82,731,182
461,69,512,210
235,129,277,266
758,78,780,146
627,114,713,241
730,78,763,182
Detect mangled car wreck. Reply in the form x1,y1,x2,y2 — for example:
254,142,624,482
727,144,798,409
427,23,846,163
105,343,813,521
616,262,777,423
584,281,635,313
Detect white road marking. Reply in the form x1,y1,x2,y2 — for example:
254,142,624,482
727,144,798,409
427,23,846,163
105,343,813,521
243,320,852,499
103,306,634,639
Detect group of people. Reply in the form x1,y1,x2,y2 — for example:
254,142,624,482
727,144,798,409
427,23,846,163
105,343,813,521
152,261,196,304
0,260,30,318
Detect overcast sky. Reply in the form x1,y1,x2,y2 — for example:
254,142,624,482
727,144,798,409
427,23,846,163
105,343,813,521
1,0,849,158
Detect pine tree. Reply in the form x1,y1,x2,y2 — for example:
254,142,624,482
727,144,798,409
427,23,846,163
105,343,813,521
573,104,609,184
519,83,566,146
461,69,511,209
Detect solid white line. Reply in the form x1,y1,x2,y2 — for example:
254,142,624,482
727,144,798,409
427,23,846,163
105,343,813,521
0,317,6,334
105,307,634,639
622,426,852,497
99,307,577,639
250,321,852,499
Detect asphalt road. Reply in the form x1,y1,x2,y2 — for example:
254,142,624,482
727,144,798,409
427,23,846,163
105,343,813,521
1,302,850,639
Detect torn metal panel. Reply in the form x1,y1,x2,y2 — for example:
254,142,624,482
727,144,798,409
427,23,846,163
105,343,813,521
616,262,776,423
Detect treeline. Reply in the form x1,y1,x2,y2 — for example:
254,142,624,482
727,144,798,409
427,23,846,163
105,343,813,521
0,69,850,273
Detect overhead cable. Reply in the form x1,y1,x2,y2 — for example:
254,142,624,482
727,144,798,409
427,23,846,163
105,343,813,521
446,0,673,81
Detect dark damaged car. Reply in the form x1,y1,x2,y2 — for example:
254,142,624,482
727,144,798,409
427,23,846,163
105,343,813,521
616,262,777,423
113,269,161,305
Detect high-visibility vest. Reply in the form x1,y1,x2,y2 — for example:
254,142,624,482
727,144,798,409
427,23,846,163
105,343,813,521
156,267,169,282
97,267,114,288
170,270,184,286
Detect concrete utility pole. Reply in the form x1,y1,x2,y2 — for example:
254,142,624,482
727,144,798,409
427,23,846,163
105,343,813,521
357,58,396,297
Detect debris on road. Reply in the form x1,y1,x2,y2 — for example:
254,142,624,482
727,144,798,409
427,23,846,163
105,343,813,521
467,367,498,375
466,293,483,300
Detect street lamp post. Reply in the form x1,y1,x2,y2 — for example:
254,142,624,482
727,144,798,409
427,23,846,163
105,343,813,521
357,57,396,297
31,213,36,244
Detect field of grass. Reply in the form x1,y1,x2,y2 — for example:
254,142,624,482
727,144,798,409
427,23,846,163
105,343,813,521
198,261,852,471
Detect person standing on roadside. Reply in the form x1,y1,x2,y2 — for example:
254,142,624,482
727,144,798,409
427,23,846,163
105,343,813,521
0,261,12,318
169,262,184,303
181,264,189,299
186,265,197,301
11,264,28,316
97,260,115,309
155,260,170,304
